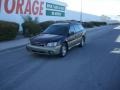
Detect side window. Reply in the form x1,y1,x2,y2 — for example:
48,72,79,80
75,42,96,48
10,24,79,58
74,25,81,32
69,25,75,34
78,24,84,30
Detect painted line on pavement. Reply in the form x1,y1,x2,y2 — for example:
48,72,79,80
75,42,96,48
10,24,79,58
111,48,120,54
114,26,120,30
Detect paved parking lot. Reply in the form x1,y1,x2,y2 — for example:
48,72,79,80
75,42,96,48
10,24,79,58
0,25,120,90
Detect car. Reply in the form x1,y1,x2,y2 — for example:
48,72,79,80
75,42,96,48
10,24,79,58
26,22,86,57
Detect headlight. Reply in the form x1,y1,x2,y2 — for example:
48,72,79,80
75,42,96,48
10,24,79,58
47,42,58,47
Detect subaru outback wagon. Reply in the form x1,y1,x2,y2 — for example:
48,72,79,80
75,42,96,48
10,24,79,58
26,22,86,57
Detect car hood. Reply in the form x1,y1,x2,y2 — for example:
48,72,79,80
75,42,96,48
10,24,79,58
30,34,65,43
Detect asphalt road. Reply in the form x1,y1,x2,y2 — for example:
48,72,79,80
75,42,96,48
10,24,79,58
0,25,120,90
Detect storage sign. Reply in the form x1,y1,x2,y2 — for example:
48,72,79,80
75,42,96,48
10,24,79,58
0,0,66,17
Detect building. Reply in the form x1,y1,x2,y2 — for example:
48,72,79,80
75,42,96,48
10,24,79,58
0,0,110,31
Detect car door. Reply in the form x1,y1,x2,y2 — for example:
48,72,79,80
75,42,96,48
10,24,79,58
74,24,83,44
67,25,76,49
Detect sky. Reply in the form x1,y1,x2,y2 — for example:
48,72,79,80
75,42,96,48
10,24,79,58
58,0,120,17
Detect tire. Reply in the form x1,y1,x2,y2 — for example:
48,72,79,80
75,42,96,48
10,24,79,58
79,37,85,47
60,43,67,57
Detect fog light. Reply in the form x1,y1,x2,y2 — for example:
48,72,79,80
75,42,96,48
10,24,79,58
48,51,54,55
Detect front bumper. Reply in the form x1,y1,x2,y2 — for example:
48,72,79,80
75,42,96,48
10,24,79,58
26,44,61,55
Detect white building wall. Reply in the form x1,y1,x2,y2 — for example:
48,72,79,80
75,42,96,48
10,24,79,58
65,10,102,22
0,0,103,29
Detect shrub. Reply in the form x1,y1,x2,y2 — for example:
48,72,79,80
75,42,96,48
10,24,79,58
22,22,41,37
90,21,107,26
82,22,94,28
22,16,41,37
82,21,107,28
0,21,19,41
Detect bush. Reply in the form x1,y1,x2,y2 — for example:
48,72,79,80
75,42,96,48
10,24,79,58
82,22,94,28
0,21,19,41
22,16,41,37
90,21,107,26
82,21,107,28
22,22,41,37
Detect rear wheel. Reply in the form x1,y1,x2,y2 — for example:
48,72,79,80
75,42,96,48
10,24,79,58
60,43,67,57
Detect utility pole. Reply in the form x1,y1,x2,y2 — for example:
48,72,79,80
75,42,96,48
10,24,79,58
0,0,1,12
80,0,83,23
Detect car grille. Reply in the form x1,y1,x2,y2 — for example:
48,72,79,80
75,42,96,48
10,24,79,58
31,42,46,47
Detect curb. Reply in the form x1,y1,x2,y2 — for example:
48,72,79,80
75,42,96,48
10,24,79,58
0,44,27,52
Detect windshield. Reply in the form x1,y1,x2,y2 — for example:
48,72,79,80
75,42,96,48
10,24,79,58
42,24,69,36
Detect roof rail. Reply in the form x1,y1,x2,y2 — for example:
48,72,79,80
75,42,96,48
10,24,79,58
55,20,79,24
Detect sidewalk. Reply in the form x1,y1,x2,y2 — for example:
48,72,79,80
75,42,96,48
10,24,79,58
0,38,29,52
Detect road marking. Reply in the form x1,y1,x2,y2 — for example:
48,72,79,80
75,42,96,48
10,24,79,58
111,48,120,54
116,35,120,43
114,26,120,30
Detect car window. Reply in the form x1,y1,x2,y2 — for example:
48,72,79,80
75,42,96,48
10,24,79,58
74,25,81,32
78,24,84,30
69,25,75,33
74,24,84,32
42,24,69,36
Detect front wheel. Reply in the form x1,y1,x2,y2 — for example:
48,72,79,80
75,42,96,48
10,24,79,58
79,37,85,47
60,43,67,57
